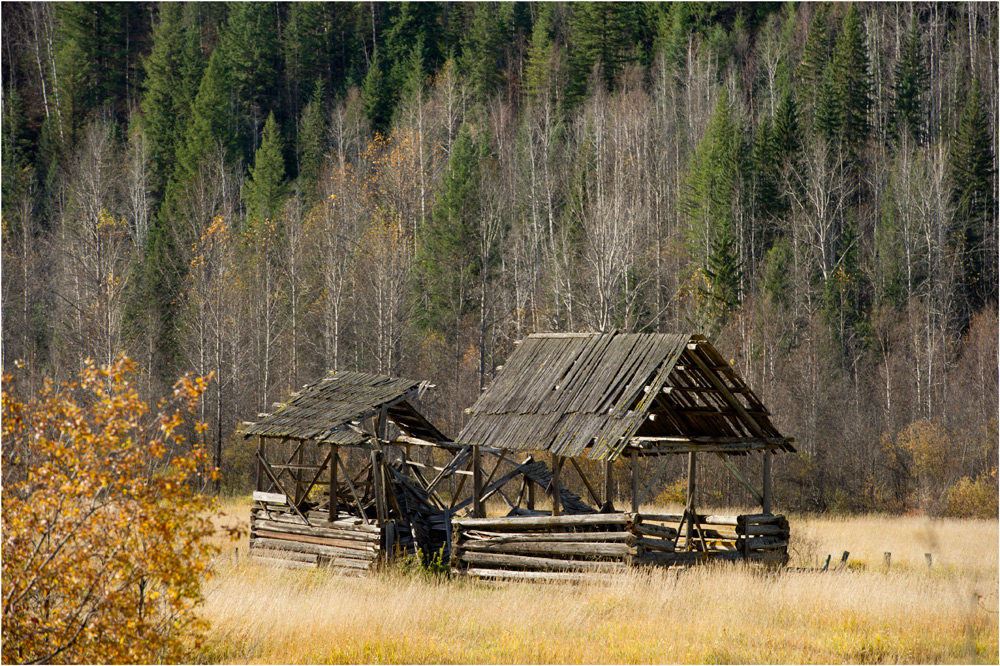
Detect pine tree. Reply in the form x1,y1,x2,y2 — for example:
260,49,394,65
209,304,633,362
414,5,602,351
173,48,232,185
414,122,482,334
891,19,928,144
244,112,287,226
797,2,837,120
297,80,327,206
682,89,742,268
830,4,872,164
567,2,645,105
219,2,280,158
525,3,555,103
704,226,744,323
362,54,394,135
949,78,996,318
459,2,513,100
141,3,187,199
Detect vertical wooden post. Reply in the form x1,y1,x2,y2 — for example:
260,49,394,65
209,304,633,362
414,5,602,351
603,459,614,510
631,450,639,513
686,452,697,546
472,445,483,518
377,405,388,441
762,449,773,514
328,445,339,522
551,454,562,516
255,436,264,491
371,450,387,526
526,477,535,511
294,441,305,505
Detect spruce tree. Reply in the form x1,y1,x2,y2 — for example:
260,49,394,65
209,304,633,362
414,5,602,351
459,2,513,100
566,2,645,105
797,3,837,120
297,80,327,206
414,123,482,335
773,89,803,161
173,48,232,185
244,112,287,226
949,78,996,318
891,19,928,144
525,4,555,103
362,54,394,135
682,89,742,268
704,226,744,324
141,3,187,199
219,2,280,157
830,4,872,164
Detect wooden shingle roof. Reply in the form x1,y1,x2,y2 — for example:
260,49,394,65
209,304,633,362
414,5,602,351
242,371,445,444
457,332,793,460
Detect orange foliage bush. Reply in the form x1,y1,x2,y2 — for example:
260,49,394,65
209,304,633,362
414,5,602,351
2,356,224,663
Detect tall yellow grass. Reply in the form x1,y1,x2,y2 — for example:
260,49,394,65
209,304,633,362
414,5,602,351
198,499,998,664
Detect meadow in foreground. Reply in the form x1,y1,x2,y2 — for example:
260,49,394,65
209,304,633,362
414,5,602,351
199,502,998,664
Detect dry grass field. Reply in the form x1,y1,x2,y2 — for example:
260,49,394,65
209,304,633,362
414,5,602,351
198,498,998,664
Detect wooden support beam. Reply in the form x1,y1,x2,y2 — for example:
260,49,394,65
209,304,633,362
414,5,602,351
687,344,766,436
763,450,772,514
328,445,339,522
371,450,387,526
426,446,471,495
298,449,333,505
631,450,639,513
472,445,483,518
449,462,470,511
294,444,305,505
603,459,614,510
337,454,369,525
255,436,264,492
637,454,673,506
569,458,602,507
715,452,763,505
256,452,309,524
685,452,696,546
377,404,388,441
551,454,562,517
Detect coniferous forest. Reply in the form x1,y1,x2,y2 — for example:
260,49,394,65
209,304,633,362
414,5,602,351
2,2,997,516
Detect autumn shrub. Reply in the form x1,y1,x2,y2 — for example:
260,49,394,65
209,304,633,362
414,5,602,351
943,475,999,519
1,356,226,663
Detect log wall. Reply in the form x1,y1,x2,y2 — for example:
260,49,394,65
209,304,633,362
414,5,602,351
451,512,789,580
249,506,382,575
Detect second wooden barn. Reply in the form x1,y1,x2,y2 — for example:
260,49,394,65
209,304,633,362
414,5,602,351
451,332,796,580
241,371,452,573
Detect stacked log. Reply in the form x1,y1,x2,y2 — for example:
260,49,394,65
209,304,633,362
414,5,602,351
628,513,788,566
737,513,789,565
451,514,631,581
452,512,790,576
249,507,381,575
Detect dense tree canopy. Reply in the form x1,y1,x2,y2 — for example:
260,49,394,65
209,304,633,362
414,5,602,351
2,2,997,518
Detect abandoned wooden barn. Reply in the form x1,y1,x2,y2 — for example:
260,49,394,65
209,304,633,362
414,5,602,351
450,332,796,580
240,370,590,573
241,371,453,573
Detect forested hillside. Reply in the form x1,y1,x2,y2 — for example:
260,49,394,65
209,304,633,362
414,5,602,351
2,2,996,515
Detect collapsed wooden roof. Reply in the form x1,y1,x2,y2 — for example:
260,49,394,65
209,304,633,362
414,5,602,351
242,371,445,444
457,332,794,460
